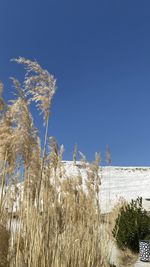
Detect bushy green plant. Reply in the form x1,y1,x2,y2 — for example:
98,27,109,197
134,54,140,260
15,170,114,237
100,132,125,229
112,197,150,253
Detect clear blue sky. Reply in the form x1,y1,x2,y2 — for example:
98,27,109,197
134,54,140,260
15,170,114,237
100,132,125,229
1,0,150,165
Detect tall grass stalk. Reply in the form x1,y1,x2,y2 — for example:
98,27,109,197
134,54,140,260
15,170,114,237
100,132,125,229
0,58,114,267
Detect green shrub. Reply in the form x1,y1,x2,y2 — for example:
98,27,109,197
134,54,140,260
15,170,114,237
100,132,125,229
112,197,150,253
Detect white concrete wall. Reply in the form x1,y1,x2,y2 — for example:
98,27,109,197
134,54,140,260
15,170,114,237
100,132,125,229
62,162,150,213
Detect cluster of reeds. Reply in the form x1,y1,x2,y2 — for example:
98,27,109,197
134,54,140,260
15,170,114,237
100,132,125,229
0,58,113,267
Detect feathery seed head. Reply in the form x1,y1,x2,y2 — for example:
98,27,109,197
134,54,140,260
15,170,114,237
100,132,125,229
0,81,3,96
12,57,56,124
0,81,5,111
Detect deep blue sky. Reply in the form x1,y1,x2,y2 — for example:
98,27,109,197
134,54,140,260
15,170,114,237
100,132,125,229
1,0,150,165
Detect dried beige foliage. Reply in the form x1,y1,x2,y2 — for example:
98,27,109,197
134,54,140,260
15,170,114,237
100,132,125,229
0,58,120,267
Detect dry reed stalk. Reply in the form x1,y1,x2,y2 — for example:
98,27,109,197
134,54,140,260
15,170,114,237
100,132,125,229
8,153,110,267
0,58,116,267
0,224,9,267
